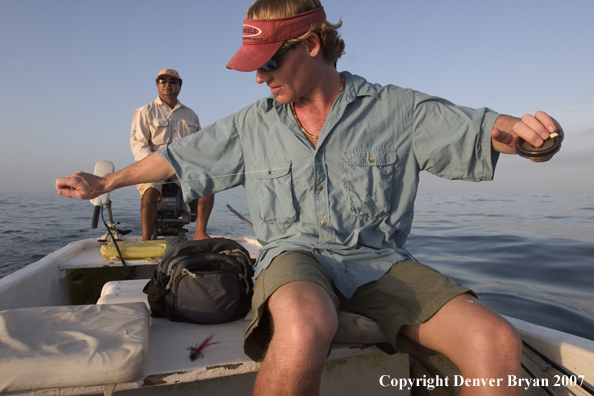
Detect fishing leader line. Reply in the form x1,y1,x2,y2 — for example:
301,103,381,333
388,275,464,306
69,153,409,196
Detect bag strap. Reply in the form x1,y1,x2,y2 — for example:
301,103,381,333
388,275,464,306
158,237,253,275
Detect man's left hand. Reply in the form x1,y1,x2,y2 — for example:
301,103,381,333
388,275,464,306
491,111,563,162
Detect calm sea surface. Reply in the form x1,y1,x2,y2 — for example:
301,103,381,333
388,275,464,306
1,188,593,341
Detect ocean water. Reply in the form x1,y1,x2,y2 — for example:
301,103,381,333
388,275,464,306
1,188,593,342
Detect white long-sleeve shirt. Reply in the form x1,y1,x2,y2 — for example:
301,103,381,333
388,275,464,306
130,97,200,162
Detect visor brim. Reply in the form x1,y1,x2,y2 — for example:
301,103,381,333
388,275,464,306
226,41,284,72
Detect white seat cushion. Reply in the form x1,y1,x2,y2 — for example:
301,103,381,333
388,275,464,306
97,279,150,309
0,302,149,393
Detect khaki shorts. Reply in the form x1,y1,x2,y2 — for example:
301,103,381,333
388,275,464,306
244,250,474,361
136,178,181,201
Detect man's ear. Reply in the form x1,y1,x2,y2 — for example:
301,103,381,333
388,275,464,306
304,32,322,58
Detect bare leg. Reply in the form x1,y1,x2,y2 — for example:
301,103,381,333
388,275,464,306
193,195,214,240
140,187,160,240
400,294,522,396
253,281,338,396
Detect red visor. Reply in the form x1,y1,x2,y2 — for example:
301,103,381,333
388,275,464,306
226,7,326,72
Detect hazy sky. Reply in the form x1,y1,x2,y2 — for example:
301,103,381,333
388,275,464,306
1,0,592,193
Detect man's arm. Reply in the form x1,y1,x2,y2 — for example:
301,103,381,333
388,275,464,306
56,152,175,200
491,111,563,160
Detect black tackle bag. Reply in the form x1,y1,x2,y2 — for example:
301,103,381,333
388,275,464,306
143,238,254,324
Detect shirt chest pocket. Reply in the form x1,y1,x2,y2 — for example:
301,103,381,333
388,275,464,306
255,161,297,227
179,119,200,135
150,119,170,146
343,150,398,218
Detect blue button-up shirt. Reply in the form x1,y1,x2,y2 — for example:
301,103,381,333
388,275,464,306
159,72,500,298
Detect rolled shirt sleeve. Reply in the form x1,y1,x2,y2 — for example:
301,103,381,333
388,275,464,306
412,92,500,181
158,113,245,202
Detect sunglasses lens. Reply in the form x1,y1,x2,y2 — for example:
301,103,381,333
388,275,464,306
260,44,294,71
261,59,278,72
157,78,180,84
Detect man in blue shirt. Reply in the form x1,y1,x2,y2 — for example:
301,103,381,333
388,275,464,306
56,1,563,395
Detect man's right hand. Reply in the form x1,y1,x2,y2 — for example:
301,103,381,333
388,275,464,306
56,172,108,200
56,152,176,200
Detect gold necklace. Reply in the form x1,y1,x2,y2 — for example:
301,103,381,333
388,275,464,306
291,102,318,140
291,74,345,142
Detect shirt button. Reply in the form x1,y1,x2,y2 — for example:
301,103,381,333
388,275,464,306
269,170,274,175
317,185,323,191
320,220,327,226
369,157,376,163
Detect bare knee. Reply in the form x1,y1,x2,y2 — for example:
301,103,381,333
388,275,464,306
268,281,338,351
272,298,337,346
475,317,521,360
455,313,522,378
278,316,336,359
403,295,522,375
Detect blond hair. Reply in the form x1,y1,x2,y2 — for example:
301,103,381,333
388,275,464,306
246,0,345,67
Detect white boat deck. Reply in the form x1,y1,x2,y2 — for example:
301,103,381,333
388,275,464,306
139,318,407,393
94,279,410,395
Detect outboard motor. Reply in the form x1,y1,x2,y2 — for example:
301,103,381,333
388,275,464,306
153,180,196,240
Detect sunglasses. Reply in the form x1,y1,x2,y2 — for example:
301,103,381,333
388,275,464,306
260,44,297,72
156,78,181,85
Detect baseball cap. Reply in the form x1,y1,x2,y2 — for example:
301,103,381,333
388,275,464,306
226,7,326,72
157,69,181,79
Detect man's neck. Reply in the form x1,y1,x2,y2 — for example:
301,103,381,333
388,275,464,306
159,95,178,109
292,69,342,116
293,68,342,111
289,69,343,144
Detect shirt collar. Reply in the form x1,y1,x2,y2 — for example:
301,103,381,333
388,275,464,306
155,96,183,110
342,71,380,101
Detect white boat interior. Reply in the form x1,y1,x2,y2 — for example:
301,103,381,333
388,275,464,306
1,235,593,396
